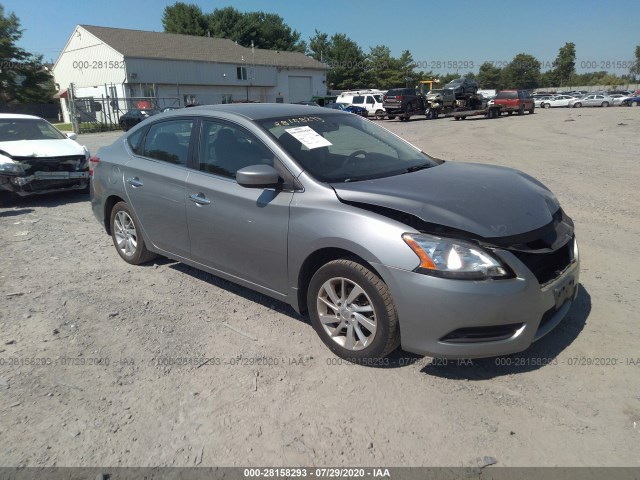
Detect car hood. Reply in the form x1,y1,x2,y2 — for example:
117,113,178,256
0,139,85,158
331,162,562,239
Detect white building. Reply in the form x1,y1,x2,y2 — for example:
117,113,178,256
53,25,328,123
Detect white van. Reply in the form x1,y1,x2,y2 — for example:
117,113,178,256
336,90,387,119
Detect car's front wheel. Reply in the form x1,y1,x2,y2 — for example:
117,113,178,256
632,101,638,107
307,259,400,362
602,101,609,107
120,121,129,132
110,202,156,265
374,109,385,120
574,102,582,108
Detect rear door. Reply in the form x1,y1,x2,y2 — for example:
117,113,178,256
185,118,293,295
123,118,195,257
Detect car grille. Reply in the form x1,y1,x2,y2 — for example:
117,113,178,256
14,155,86,174
510,240,573,285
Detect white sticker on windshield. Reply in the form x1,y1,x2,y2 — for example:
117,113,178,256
285,126,332,150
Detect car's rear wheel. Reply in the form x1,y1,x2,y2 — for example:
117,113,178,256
543,103,550,108
631,101,638,107
387,115,396,120
374,109,385,120
518,104,525,115
574,102,582,108
110,201,156,265
120,121,129,132
602,101,609,107
307,259,400,362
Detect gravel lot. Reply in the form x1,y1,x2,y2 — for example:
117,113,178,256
1,107,639,467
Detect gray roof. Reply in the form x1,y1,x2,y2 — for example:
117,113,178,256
81,25,327,71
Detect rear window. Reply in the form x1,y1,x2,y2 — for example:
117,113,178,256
386,89,404,96
496,91,518,99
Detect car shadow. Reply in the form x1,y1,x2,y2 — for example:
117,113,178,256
0,190,89,210
167,262,308,323
413,284,591,378
0,207,35,217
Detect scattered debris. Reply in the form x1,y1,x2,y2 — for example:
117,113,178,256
13,231,29,236
4,340,16,345
473,456,498,468
10,402,21,407
53,328,60,335
564,119,575,122
0,378,9,390
222,322,258,341
253,371,258,391
108,312,119,318
6,292,23,297
194,447,204,465
618,123,628,126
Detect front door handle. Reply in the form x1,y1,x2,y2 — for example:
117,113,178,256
189,193,211,206
126,177,143,188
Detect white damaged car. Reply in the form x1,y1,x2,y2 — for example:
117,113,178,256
0,114,90,202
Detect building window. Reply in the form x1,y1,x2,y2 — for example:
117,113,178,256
237,66,247,80
221,94,233,104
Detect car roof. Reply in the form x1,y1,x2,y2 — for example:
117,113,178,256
0,113,43,120
166,103,326,121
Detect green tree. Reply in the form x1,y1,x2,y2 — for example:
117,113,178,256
163,3,306,52
308,30,330,62
0,5,53,104
630,45,640,80
162,2,207,36
476,62,502,89
549,42,576,87
501,53,541,89
325,33,368,90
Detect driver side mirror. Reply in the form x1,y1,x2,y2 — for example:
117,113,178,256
236,164,280,188
66,132,78,140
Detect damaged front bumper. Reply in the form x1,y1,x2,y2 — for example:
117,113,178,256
0,154,89,196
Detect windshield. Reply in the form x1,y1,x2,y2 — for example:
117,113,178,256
427,89,442,95
258,113,438,183
449,78,463,84
496,91,518,99
0,118,67,141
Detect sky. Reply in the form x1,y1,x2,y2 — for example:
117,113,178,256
3,0,638,76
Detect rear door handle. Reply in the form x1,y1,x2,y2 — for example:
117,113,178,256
189,193,211,206
126,177,143,188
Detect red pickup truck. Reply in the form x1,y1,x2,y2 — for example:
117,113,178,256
493,90,535,115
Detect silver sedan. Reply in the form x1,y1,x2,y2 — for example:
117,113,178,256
91,104,579,361
568,94,615,107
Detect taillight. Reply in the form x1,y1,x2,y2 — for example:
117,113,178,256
89,156,100,176
383,95,387,101
396,95,404,100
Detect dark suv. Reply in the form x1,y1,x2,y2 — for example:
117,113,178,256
383,88,426,117
493,90,535,115
444,77,478,96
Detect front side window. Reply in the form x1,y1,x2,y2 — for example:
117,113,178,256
198,120,273,179
142,119,194,165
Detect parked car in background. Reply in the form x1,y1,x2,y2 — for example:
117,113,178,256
493,90,535,115
621,95,640,107
326,103,368,117
568,94,614,108
534,96,553,108
426,88,456,109
337,90,386,119
383,88,426,117
444,77,478,96
91,104,580,361
540,95,576,108
0,114,90,201
119,108,160,131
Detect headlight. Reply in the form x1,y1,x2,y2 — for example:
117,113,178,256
0,158,25,176
402,233,511,280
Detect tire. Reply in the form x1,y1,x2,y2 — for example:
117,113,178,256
528,106,535,114
307,259,400,361
374,110,385,120
507,111,513,116
543,103,550,108
601,102,609,107
109,201,156,265
387,115,396,120
518,104,525,115
120,121,129,132
574,103,582,108
632,101,638,107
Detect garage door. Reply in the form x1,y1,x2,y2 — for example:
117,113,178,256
288,76,312,103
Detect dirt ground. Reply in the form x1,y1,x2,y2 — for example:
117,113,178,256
1,107,639,468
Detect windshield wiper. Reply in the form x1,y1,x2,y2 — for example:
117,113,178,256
404,163,433,173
